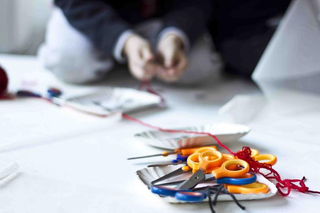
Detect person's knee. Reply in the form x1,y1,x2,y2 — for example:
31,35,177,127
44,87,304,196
38,41,114,84
38,7,114,84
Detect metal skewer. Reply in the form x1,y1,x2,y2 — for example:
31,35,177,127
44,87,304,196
127,151,177,160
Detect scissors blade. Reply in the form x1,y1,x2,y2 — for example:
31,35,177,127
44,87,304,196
151,167,190,185
155,175,215,186
176,170,206,190
154,180,186,186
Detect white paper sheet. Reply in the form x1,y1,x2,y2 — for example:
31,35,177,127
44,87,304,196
253,0,320,97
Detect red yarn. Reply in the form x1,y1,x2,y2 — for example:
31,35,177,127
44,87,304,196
138,81,166,107
0,65,9,95
235,147,320,196
0,65,12,100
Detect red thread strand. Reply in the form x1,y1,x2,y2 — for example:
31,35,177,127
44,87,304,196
138,81,166,107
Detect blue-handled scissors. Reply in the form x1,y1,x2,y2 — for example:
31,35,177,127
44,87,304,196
152,173,256,199
152,180,269,202
154,173,257,187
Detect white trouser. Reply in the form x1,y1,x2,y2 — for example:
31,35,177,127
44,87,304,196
38,8,222,85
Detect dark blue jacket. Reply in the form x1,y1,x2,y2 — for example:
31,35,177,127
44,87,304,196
55,0,214,57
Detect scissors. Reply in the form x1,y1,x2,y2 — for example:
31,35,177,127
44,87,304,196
151,147,220,185
177,150,250,190
151,165,191,185
154,172,257,187
152,182,269,202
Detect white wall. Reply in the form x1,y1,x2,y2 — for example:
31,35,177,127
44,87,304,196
0,0,53,54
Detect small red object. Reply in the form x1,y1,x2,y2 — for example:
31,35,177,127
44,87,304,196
0,65,9,98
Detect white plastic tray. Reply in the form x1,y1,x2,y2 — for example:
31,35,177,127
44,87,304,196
54,87,162,116
137,165,277,203
135,124,250,149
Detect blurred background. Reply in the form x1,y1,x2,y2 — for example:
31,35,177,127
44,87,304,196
0,0,52,55
0,0,293,78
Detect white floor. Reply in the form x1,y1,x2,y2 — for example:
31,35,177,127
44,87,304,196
0,54,319,213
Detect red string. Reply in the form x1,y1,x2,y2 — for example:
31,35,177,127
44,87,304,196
138,81,166,107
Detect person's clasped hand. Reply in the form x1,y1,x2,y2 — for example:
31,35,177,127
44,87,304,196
123,34,188,83
123,35,158,81
156,34,188,83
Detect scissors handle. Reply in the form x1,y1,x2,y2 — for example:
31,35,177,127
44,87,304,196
188,150,224,173
216,173,257,185
250,149,260,157
212,159,249,179
194,146,217,154
151,185,191,197
254,154,277,166
226,182,269,194
223,154,235,161
175,191,207,202
151,186,207,202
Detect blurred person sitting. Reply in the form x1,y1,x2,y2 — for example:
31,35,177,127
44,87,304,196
39,0,217,85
